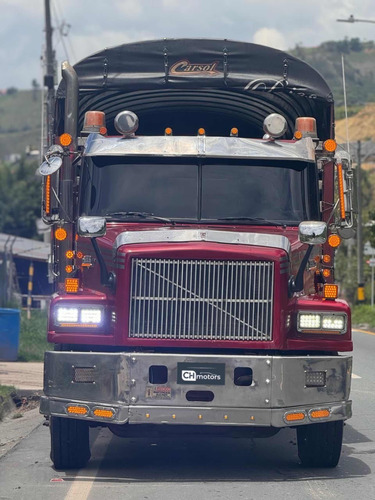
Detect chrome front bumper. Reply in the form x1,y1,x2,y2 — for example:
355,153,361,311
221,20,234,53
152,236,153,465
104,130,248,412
40,351,352,428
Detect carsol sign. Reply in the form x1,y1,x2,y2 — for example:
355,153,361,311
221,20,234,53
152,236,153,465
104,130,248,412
177,363,225,385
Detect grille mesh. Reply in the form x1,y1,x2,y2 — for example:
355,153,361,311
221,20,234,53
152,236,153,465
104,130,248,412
129,258,274,341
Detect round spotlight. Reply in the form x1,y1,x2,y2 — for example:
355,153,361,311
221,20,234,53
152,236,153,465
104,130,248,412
263,113,287,138
114,111,139,136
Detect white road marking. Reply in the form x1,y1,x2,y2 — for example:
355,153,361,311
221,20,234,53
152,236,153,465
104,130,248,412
352,373,361,379
64,431,111,500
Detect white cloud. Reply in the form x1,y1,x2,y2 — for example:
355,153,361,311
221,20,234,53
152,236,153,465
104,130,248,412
252,28,287,51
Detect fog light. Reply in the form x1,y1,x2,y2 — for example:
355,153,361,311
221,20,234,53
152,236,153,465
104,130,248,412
305,371,326,387
322,314,345,331
81,308,103,324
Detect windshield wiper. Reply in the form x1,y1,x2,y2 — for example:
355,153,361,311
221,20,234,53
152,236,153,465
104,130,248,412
105,211,174,224
217,217,287,227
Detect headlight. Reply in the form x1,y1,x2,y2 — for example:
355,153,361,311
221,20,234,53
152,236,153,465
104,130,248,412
297,312,347,334
55,305,104,328
298,313,321,329
56,307,79,323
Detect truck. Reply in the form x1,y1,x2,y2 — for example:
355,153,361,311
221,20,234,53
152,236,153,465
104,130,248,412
39,39,354,470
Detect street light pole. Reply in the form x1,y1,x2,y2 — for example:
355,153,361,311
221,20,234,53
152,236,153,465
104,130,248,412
357,140,365,302
337,14,375,24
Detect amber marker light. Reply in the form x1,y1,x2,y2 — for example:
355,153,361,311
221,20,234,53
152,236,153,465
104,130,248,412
310,409,330,419
55,227,67,241
324,284,338,299
230,127,238,137
165,127,173,136
328,234,341,248
45,175,51,215
65,278,79,293
198,128,205,136
76,251,84,259
93,408,114,419
59,133,73,147
323,139,337,152
323,254,331,264
65,265,73,274
294,130,303,140
66,250,74,259
285,412,305,422
337,163,346,220
66,405,88,416
323,269,331,278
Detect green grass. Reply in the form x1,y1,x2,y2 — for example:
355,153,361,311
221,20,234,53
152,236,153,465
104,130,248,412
351,304,375,328
18,309,49,362
0,385,16,420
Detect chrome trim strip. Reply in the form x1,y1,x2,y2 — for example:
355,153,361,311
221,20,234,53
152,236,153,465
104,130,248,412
114,229,290,254
84,135,315,161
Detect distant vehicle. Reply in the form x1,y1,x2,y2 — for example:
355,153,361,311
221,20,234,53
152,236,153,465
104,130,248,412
39,39,354,469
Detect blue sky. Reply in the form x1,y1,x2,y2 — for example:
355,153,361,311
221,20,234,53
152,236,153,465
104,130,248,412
1,0,375,89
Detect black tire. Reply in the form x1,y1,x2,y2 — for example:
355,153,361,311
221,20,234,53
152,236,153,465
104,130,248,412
297,420,343,468
50,416,91,470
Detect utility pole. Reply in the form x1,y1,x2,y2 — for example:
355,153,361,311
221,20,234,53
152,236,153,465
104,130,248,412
43,0,56,153
357,140,365,302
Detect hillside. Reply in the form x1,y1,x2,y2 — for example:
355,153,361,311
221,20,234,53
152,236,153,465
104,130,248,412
335,103,375,143
0,90,42,159
290,39,375,108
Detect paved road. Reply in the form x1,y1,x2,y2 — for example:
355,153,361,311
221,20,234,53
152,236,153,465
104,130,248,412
0,329,374,500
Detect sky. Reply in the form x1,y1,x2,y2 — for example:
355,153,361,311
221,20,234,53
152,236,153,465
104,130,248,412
1,0,375,89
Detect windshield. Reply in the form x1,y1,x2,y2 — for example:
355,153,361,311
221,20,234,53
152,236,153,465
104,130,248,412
79,157,319,225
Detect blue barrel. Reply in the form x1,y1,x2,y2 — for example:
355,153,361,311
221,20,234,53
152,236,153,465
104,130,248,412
0,308,20,361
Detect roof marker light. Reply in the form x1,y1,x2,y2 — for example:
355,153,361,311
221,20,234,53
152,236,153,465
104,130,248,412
230,127,238,137
198,128,206,136
165,127,173,136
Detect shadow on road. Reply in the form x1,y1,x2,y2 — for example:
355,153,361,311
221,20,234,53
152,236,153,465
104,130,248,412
61,425,371,484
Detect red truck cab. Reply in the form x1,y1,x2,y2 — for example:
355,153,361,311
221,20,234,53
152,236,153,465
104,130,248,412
39,39,354,470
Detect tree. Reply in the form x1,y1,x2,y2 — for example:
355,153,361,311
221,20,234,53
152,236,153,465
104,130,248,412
0,158,41,239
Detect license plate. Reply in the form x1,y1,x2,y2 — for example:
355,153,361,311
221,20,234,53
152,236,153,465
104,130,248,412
177,362,225,385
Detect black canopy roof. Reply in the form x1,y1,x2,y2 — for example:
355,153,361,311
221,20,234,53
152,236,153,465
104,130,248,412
55,39,334,139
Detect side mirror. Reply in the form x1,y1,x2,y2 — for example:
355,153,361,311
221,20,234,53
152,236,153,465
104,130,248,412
77,216,106,237
298,221,327,245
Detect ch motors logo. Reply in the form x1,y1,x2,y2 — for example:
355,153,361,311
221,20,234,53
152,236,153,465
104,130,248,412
182,370,221,382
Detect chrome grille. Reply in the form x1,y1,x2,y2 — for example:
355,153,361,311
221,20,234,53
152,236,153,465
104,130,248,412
129,258,274,341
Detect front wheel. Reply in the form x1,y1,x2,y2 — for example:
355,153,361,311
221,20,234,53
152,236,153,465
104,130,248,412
297,420,343,468
50,416,91,470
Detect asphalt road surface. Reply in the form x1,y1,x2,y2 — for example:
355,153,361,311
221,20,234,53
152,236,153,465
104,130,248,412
0,329,374,500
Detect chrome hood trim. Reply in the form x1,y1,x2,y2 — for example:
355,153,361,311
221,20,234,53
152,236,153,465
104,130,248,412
84,135,316,161
114,229,290,254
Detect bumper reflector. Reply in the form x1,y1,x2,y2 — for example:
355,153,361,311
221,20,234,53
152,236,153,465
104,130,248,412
66,405,88,416
310,409,330,419
305,371,326,387
285,411,306,422
93,408,114,419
